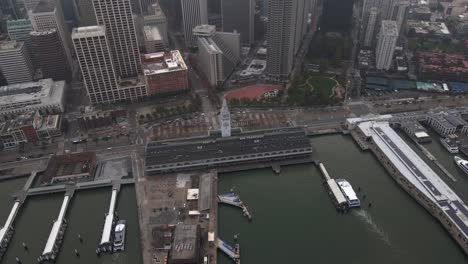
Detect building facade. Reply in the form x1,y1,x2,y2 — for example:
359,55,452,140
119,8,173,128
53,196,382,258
0,40,34,84
221,0,255,45
181,0,208,47
92,0,141,78
30,29,72,82
375,20,398,70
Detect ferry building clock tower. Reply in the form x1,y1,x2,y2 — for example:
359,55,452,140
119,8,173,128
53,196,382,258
220,98,231,137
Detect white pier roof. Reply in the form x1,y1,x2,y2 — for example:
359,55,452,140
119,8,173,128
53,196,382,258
43,195,70,255
0,201,20,243
100,189,117,245
358,121,468,238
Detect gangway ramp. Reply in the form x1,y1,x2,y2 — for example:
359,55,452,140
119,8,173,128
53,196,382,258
97,187,119,254
217,238,240,260
38,194,71,263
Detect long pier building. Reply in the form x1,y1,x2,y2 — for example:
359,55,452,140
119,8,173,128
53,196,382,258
355,120,468,254
145,128,312,174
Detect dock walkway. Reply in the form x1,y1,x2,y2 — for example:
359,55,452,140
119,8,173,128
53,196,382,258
97,187,119,254
218,193,252,221
38,193,72,263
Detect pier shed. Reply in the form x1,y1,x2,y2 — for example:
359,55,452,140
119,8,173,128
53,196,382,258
170,224,200,264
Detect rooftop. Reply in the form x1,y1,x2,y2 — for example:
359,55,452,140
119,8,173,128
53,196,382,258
0,40,22,51
0,79,65,109
382,20,398,36
145,128,311,168
72,26,106,39
171,224,199,261
142,50,187,75
143,25,162,41
193,24,216,37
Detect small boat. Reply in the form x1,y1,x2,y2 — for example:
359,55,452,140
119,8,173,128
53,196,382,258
440,137,459,154
336,179,361,208
454,156,468,175
113,220,126,252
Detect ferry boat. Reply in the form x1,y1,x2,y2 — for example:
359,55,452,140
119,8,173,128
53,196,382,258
113,220,126,252
440,137,459,154
336,179,361,208
454,156,468,175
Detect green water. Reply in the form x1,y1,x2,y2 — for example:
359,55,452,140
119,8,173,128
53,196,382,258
0,185,141,264
218,134,468,264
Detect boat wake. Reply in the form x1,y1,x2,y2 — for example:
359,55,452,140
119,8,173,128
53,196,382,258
354,209,399,253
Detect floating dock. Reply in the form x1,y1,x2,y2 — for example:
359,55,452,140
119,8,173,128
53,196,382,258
217,238,240,263
218,193,252,221
38,193,72,263
0,200,21,260
316,162,348,211
97,187,119,254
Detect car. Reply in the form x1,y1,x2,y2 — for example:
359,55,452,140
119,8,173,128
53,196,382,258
107,147,113,150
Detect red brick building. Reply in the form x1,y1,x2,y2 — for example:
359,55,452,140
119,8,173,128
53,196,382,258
142,50,189,95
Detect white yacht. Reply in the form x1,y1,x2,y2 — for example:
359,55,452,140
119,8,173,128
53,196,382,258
454,156,468,175
440,137,459,154
336,179,361,208
113,220,126,252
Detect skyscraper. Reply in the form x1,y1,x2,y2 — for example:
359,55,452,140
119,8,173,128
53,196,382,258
20,0,42,11
29,0,73,66
364,7,378,47
139,0,158,14
395,1,409,33
30,29,71,82
73,26,147,104
72,26,118,104
0,41,34,84
74,0,97,26
221,0,255,45
266,0,307,79
92,0,141,78
181,0,208,47
376,20,398,70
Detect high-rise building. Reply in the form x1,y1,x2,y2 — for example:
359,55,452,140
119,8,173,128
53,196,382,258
92,0,141,78
0,40,34,84
72,26,147,104
395,1,409,34
376,20,398,70
1,0,23,19
29,0,73,66
72,26,117,104
7,19,33,51
181,0,208,47
266,0,308,79
194,24,240,86
30,29,71,82
74,0,97,26
364,7,378,47
144,3,168,46
221,0,255,45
